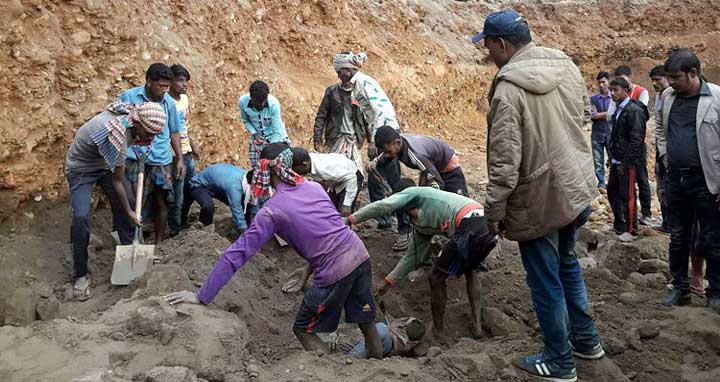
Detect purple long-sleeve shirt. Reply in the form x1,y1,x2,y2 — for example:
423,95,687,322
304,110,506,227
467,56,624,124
197,180,369,304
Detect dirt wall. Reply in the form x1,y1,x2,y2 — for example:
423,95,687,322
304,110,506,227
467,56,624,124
2,0,720,221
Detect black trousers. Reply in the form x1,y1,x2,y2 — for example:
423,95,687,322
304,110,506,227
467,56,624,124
369,157,410,233
607,164,638,234
666,167,720,297
636,161,652,217
328,172,364,212
441,167,469,196
188,185,227,226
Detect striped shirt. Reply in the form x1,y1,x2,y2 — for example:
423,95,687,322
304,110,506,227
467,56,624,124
350,71,400,138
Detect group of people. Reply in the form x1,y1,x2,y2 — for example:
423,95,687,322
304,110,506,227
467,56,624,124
63,7,720,382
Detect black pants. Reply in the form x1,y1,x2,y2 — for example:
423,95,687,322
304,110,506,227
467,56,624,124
369,158,410,233
666,167,720,297
329,172,364,212
636,161,652,217
67,170,133,279
607,164,638,234
188,185,227,226
441,167,469,196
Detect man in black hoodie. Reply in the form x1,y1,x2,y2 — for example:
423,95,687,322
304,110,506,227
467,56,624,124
607,77,650,242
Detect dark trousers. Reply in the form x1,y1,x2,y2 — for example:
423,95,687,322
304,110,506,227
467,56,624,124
369,158,410,233
188,185,223,226
607,164,638,234
441,167,468,196
67,170,133,279
169,153,196,231
666,167,720,298
636,161,652,217
329,172,364,212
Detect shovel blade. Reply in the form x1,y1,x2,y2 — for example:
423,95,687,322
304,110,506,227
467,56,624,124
111,243,155,285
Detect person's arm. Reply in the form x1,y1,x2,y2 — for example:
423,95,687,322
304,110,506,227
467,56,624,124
639,89,650,106
386,232,432,285
340,167,359,212
313,88,332,150
111,164,140,226
625,108,646,168
196,208,277,304
655,90,669,161
270,100,289,143
239,99,257,136
167,102,185,178
404,148,444,189
348,190,414,225
227,185,249,232
606,102,616,122
485,96,523,225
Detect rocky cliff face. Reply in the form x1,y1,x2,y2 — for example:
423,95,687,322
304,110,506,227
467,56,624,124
1,0,719,220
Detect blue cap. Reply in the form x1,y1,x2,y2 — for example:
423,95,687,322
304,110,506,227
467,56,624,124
471,9,528,44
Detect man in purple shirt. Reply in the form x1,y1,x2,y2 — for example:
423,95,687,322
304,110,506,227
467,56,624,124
165,143,383,358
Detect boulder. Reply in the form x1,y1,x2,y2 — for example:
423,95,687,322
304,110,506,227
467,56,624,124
576,357,631,382
1,288,39,326
637,322,660,340
637,259,668,275
36,295,60,320
618,292,642,305
627,272,648,288
596,241,642,279
145,265,194,296
645,273,668,289
127,298,178,336
143,366,196,382
635,238,667,261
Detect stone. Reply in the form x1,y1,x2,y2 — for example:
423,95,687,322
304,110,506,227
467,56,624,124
428,346,442,358
645,273,667,289
637,322,660,340
578,257,597,270
597,241,642,279
144,366,196,382
159,323,175,345
127,298,177,336
603,336,626,356
626,330,643,351
576,357,631,382
618,292,642,305
108,351,136,367
638,259,668,275
635,238,667,260
626,272,648,288
36,295,60,320
577,227,598,249
70,30,92,45
145,265,193,296
35,282,54,298
481,307,525,337
1,288,39,326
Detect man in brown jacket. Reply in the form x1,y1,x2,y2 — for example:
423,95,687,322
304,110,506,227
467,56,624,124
474,9,602,382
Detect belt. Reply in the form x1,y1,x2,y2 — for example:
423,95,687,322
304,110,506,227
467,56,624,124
673,166,703,175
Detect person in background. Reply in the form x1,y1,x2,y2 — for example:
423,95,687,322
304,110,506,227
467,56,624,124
650,65,671,233
589,71,613,191
168,64,200,234
121,63,183,243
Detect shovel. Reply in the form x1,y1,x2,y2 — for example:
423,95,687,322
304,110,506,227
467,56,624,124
111,165,155,285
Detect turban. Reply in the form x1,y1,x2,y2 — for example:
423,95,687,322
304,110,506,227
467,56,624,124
251,147,304,197
333,51,368,72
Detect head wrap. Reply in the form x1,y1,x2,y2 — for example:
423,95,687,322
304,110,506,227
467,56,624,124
105,101,166,134
251,147,304,197
333,51,368,73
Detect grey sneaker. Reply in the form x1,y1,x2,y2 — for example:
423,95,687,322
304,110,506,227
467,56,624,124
618,232,636,242
570,342,605,360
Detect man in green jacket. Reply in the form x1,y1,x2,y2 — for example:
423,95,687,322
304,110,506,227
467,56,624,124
346,179,497,338
474,9,602,382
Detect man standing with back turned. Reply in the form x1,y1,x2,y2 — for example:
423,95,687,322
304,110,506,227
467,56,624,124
473,9,603,382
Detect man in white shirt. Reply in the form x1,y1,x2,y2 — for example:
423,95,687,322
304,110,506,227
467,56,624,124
291,147,361,216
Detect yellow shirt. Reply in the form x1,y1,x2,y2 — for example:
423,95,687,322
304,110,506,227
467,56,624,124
176,94,192,154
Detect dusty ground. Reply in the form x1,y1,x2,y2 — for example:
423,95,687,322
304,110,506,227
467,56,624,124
2,0,720,381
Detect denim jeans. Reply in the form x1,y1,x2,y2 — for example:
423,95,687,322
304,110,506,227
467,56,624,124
67,170,133,279
518,207,600,369
369,157,409,233
666,167,720,297
169,153,196,232
590,135,608,188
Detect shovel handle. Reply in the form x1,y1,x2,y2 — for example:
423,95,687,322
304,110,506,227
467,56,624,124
135,172,144,221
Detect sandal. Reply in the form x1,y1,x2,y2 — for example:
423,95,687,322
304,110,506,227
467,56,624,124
690,284,705,297
392,232,410,251
73,277,93,301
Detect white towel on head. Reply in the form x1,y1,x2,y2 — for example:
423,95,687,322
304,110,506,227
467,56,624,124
333,51,367,72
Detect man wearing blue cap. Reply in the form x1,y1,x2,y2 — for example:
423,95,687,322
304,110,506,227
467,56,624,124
473,9,603,382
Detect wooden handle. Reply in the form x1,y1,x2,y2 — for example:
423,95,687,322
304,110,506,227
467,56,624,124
135,172,144,220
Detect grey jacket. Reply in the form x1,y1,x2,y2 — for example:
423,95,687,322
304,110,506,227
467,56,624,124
656,82,720,194
313,84,369,147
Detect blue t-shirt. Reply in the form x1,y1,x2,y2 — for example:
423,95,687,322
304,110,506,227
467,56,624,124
238,94,288,143
190,163,250,230
120,86,181,165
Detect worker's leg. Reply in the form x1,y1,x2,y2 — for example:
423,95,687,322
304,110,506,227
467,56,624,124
97,172,133,245
67,172,99,279
465,269,483,338
151,186,168,244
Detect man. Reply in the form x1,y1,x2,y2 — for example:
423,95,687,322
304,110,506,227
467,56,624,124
184,163,253,235
473,9,603,381
239,80,289,169
291,147,361,215
650,65,671,233
370,126,469,196
168,64,201,234
607,77,650,242
333,51,410,249
611,65,654,224
656,49,720,313
589,71,613,190
165,143,383,358
121,63,183,243
313,72,370,177
347,179,497,338
65,101,165,300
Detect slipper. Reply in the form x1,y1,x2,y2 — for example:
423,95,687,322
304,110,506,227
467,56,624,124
73,277,93,301
392,233,410,252
690,285,705,297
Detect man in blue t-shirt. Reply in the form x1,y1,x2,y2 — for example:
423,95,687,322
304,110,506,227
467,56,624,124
589,71,613,190
121,63,183,243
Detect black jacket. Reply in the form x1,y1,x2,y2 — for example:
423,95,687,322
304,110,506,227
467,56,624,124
313,84,369,147
609,99,650,167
